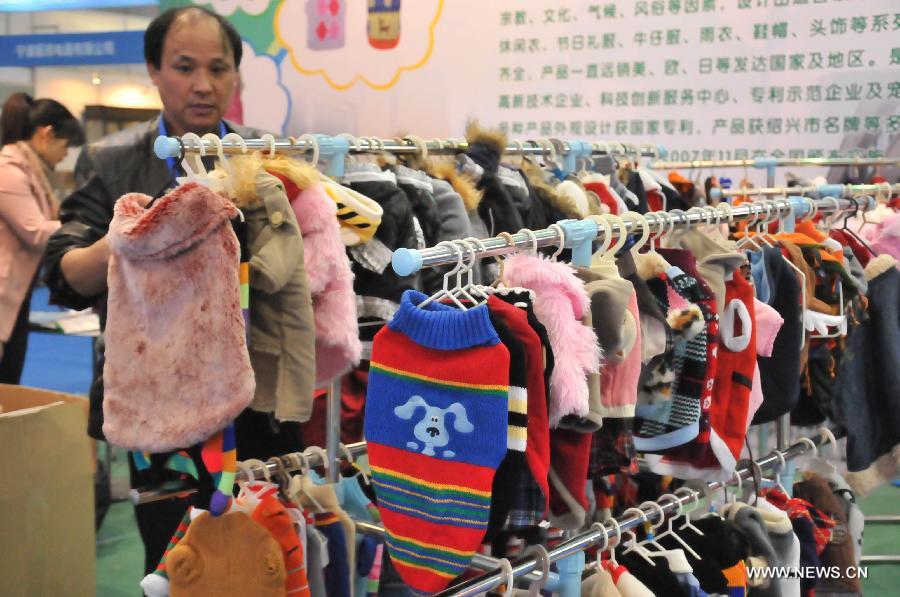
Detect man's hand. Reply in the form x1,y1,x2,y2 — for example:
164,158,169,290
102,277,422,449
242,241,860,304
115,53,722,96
60,235,111,298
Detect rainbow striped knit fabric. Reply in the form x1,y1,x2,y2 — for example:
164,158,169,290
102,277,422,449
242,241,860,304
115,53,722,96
365,291,510,595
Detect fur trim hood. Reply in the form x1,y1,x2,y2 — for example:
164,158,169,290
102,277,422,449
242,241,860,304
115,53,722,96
502,253,600,426
427,159,483,212
864,254,898,281
634,251,671,282
465,120,507,156
521,161,586,220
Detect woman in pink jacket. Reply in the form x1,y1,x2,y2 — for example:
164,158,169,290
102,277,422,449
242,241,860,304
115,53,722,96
0,93,84,383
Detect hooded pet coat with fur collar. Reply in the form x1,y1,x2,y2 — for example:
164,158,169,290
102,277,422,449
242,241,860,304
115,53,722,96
103,183,255,452
501,253,601,427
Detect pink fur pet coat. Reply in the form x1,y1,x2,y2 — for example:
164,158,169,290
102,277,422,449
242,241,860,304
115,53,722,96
501,253,601,427
265,162,361,386
103,183,255,452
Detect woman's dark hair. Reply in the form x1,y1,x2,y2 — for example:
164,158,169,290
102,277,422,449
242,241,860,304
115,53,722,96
144,6,243,70
1,93,85,147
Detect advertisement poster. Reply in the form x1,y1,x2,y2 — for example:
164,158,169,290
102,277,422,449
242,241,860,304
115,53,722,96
168,0,900,164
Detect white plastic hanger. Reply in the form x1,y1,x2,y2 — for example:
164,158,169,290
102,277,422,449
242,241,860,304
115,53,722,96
284,451,326,513
658,210,679,247
756,202,778,247
589,213,614,261
419,241,468,310
519,227,540,256
268,455,294,495
506,139,526,168
200,133,233,196
808,196,847,339
303,445,331,480
638,500,668,550
337,132,362,154
222,132,248,156
620,507,657,565
818,427,838,456
589,520,612,569
644,211,666,255
536,138,559,171
236,460,257,486
403,134,429,164
449,239,480,306
623,211,651,255
607,516,622,565
260,133,277,159
548,223,566,262
461,237,492,301
601,213,630,259
796,436,819,459
234,459,274,512
647,494,702,559
736,203,767,252
524,544,551,596
674,486,706,536
803,428,839,478
235,458,274,506
339,443,370,486
179,132,207,180
497,557,514,597
296,134,321,168
666,209,690,247
707,203,730,244
692,478,725,519
821,195,843,230
769,449,790,494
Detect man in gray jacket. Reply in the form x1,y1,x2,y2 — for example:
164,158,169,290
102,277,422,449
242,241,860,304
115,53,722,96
42,6,299,578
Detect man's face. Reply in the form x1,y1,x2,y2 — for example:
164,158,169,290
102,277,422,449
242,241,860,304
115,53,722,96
148,14,237,136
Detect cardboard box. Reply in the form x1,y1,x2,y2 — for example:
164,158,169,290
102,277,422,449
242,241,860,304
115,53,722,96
0,385,95,597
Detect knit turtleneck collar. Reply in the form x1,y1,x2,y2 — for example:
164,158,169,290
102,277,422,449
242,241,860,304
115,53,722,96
388,290,500,350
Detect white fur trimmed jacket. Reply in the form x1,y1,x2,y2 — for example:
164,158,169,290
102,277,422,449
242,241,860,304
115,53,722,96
501,253,601,427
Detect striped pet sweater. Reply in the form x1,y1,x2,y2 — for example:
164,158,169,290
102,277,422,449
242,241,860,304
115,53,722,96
365,290,510,595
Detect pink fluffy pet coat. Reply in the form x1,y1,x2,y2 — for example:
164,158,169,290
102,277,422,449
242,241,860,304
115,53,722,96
281,178,361,386
103,183,256,452
502,253,601,427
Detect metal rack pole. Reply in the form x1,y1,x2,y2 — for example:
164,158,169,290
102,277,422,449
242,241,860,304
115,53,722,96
325,379,342,484
394,196,864,275
436,433,831,597
130,441,369,505
156,135,660,159
354,521,553,585
650,157,900,170
715,183,900,199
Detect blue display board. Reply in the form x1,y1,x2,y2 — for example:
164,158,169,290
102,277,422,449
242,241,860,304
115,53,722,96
0,30,144,66
0,0,155,11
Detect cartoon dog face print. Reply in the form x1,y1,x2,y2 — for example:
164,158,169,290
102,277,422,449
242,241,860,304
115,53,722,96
394,395,474,458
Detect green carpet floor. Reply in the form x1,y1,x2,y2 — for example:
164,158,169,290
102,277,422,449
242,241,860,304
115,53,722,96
855,484,900,596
